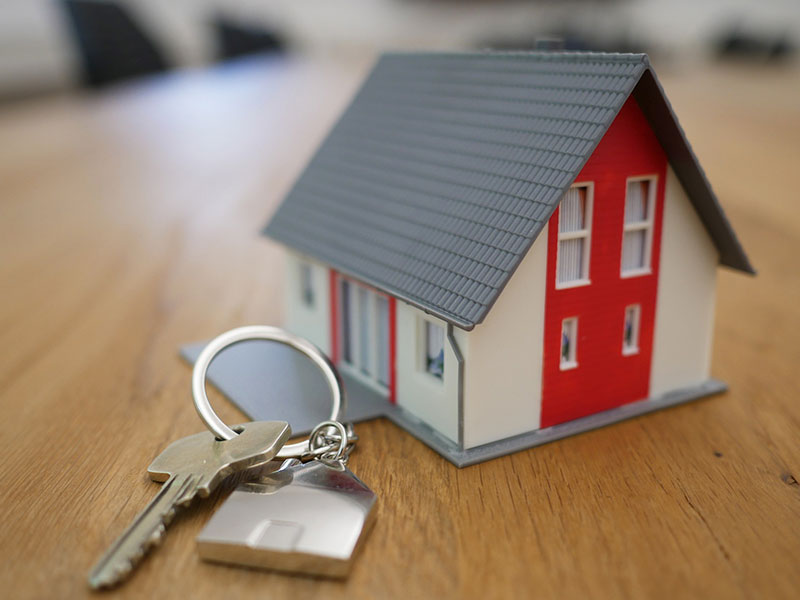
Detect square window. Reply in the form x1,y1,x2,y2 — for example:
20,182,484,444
623,305,641,355
557,185,592,286
622,179,655,275
560,317,578,369
424,320,444,379
622,229,648,271
624,182,650,223
300,262,314,307
560,187,588,232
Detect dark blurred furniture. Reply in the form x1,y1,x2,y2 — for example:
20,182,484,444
714,26,795,63
213,16,285,61
61,0,169,88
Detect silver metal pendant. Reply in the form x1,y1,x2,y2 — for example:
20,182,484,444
197,458,377,578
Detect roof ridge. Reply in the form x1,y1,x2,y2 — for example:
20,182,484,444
380,50,650,64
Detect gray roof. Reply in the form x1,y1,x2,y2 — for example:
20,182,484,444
264,51,753,330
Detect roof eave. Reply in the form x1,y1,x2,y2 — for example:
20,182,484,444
633,67,755,275
261,233,480,330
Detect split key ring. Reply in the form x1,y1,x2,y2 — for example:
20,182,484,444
191,325,349,459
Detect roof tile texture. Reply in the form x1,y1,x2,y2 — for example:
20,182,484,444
265,52,648,327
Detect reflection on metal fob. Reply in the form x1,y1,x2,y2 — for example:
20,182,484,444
197,458,377,577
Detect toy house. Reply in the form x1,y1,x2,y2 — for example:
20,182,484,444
263,52,753,466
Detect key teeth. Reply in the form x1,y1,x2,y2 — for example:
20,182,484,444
90,520,169,589
90,433,287,589
149,522,167,546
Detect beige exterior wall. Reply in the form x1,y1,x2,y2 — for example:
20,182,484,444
284,250,331,355
462,229,548,449
395,304,465,444
650,166,719,396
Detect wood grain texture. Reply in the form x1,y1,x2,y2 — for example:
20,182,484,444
0,56,798,600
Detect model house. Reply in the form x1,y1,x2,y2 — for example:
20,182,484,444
263,52,753,465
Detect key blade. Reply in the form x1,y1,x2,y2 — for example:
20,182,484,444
88,421,291,589
88,473,197,589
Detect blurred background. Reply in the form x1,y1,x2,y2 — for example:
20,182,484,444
1,0,799,100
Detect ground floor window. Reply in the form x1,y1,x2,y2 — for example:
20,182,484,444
338,277,390,388
622,304,641,355
299,261,315,307
423,319,445,379
560,317,578,369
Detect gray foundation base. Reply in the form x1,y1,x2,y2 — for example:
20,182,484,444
384,379,728,467
181,342,726,467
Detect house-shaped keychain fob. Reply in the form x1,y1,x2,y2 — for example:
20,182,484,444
197,458,377,577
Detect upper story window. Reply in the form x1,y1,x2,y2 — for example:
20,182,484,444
622,304,641,355
621,178,656,276
300,262,315,307
557,184,592,287
423,319,445,379
560,317,578,370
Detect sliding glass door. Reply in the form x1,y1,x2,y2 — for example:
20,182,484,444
339,277,390,390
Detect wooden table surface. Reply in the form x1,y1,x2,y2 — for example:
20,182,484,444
0,55,798,600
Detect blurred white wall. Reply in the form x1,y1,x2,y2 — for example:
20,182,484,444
0,1,76,96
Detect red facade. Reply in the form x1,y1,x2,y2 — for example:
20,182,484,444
540,96,667,427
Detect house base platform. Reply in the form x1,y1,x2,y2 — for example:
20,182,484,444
181,342,727,467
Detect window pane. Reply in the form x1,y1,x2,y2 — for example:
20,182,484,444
560,187,586,232
624,311,634,348
622,230,647,271
300,263,314,307
357,287,370,374
340,280,352,363
425,321,444,378
625,181,649,223
623,305,640,352
561,328,571,362
560,318,577,366
558,238,584,283
376,296,389,386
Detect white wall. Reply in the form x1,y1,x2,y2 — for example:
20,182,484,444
462,229,548,449
284,250,331,355
0,2,76,98
395,304,464,444
650,166,719,396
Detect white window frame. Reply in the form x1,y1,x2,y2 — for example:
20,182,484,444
337,275,390,392
621,175,657,278
299,261,315,308
560,317,578,370
418,316,445,382
622,304,641,356
556,182,593,289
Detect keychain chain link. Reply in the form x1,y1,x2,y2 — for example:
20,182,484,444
306,421,358,464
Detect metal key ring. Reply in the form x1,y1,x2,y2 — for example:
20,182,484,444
192,325,345,458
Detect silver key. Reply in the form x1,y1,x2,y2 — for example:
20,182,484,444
88,420,291,589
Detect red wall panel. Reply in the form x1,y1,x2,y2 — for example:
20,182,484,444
540,96,667,427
